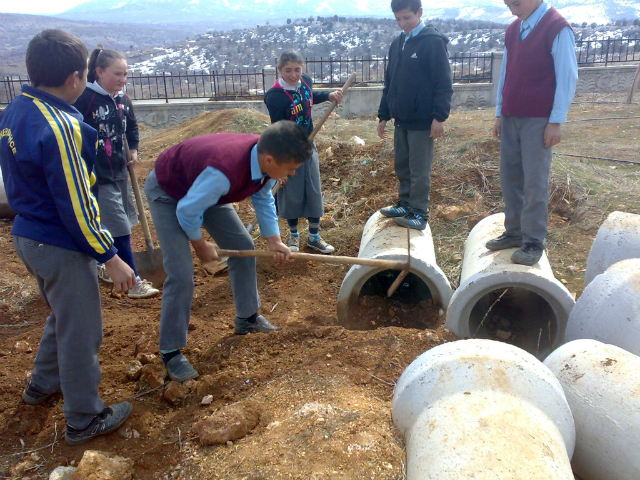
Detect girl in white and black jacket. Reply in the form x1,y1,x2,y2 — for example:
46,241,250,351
74,47,159,299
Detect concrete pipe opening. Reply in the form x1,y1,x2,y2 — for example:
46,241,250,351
337,212,453,331
446,214,575,359
345,269,438,330
466,286,559,358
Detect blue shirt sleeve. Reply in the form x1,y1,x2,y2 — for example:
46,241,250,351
495,47,507,118
550,26,578,124
250,179,280,238
176,167,230,241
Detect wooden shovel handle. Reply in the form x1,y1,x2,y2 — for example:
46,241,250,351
125,139,154,252
216,249,408,270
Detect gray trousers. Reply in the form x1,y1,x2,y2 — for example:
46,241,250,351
13,235,105,429
145,171,260,351
499,116,553,247
394,126,434,217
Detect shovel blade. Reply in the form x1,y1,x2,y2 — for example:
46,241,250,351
133,248,166,289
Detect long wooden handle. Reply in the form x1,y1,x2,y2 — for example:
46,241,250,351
216,248,408,270
308,72,357,142
247,73,357,234
125,139,154,252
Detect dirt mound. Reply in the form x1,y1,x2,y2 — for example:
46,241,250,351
137,109,271,181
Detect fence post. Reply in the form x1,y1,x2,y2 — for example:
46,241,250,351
263,67,276,91
162,72,169,103
490,51,504,107
605,38,610,67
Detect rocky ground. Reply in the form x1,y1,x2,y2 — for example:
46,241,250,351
1,97,639,479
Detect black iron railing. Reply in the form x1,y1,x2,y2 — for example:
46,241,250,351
126,69,265,101
576,37,640,66
2,39,639,105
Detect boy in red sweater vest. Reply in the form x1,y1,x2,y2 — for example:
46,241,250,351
144,121,312,382
487,0,577,265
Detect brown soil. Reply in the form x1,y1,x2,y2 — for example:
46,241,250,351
1,104,639,479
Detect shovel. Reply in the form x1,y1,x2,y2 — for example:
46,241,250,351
246,72,358,234
125,140,167,288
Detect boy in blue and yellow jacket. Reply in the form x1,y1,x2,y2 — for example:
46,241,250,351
0,29,135,445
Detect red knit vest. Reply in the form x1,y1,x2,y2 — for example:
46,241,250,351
154,133,268,202
502,7,571,118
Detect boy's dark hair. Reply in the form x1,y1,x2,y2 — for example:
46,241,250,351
26,30,88,88
88,47,125,83
391,0,421,13
257,121,313,165
277,50,304,69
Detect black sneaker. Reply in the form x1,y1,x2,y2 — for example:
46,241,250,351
65,402,133,446
380,204,410,218
394,212,427,230
22,382,57,405
485,233,523,251
511,242,544,266
235,315,279,335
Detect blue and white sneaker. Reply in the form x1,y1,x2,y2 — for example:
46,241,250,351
380,204,410,218
394,212,427,230
307,235,335,254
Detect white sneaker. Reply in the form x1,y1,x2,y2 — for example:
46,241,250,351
287,235,300,253
97,264,113,283
128,279,160,299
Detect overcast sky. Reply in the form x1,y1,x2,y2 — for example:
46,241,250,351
0,0,89,15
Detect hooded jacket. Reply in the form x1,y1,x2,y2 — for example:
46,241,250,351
378,25,453,130
74,82,139,185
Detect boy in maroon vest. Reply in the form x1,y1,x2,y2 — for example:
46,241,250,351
486,0,577,265
144,121,312,382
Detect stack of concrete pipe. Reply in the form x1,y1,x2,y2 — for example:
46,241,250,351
583,211,640,287
393,340,576,480
545,339,640,480
565,212,640,354
347,210,640,478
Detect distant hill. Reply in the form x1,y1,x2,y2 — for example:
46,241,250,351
56,0,640,26
0,13,194,75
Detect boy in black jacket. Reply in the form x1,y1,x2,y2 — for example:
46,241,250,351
377,0,453,230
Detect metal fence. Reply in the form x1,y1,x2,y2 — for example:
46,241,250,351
299,53,493,85
126,69,265,101
3,38,640,105
575,37,640,66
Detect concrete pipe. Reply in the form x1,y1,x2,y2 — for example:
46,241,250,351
337,212,452,329
0,169,16,219
544,339,640,480
565,258,640,355
393,339,575,480
584,211,640,287
445,213,575,359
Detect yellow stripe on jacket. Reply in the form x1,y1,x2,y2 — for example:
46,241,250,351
27,95,114,253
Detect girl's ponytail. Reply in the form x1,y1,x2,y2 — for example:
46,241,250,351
87,45,125,83
87,46,102,83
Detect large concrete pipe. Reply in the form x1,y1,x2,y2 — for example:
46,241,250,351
544,339,640,480
584,211,640,287
393,339,575,480
0,169,16,219
445,213,575,359
337,212,452,329
565,258,640,355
